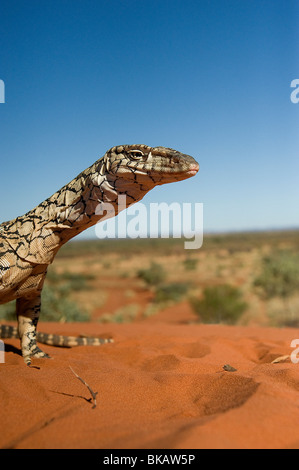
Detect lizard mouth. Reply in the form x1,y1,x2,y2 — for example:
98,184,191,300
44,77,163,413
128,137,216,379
154,161,199,184
178,162,199,179
185,163,199,176
155,163,199,184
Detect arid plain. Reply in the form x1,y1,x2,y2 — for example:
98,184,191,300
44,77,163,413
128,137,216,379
1,231,299,449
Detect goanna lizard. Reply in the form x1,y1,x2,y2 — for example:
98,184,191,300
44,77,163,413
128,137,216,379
0,144,199,365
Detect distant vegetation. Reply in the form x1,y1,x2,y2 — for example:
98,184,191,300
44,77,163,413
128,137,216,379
254,250,299,300
0,300,15,321
1,230,298,326
137,262,167,286
154,282,189,303
55,230,299,258
39,269,93,322
190,284,247,325
183,257,198,271
99,304,140,323
137,262,189,305
254,250,299,327
0,269,94,322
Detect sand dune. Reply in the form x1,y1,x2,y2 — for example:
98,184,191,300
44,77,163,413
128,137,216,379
1,321,299,449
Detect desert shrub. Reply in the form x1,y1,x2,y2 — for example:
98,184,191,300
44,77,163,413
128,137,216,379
254,250,299,326
137,262,166,286
0,301,16,321
40,284,90,322
254,250,299,300
99,304,140,323
0,287,89,322
154,282,189,303
42,270,92,321
46,269,95,291
183,257,198,271
191,284,247,324
0,270,91,322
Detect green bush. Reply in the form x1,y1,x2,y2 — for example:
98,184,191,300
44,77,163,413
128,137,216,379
191,284,247,324
254,250,299,300
137,262,166,286
154,282,189,303
99,304,139,323
183,257,198,271
0,269,91,322
40,284,90,322
46,269,95,291
254,250,299,326
0,300,16,321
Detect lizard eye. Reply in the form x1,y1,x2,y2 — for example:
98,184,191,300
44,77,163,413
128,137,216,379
128,150,144,160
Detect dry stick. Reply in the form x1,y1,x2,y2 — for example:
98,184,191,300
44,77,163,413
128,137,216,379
69,366,98,409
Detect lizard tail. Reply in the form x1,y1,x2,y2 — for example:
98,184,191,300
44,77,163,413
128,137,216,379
0,324,113,347
36,332,114,347
0,324,19,339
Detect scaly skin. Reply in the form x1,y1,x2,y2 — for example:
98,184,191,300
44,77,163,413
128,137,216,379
0,144,199,365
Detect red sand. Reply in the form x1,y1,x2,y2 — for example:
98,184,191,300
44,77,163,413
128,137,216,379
1,321,299,449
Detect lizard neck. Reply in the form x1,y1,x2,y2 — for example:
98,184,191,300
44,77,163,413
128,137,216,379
5,154,154,265
30,156,152,248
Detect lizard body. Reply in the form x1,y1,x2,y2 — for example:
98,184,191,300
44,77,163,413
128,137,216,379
0,144,199,365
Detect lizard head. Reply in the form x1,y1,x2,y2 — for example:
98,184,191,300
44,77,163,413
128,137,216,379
104,144,199,190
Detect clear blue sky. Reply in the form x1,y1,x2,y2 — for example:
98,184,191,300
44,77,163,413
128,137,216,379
0,0,298,238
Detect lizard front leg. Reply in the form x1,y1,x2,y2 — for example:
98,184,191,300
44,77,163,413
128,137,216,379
17,294,50,366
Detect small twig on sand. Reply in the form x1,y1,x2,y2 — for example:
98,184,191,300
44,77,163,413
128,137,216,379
69,366,98,409
271,355,290,364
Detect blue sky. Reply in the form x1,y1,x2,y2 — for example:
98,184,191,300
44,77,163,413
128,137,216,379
0,0,298,239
